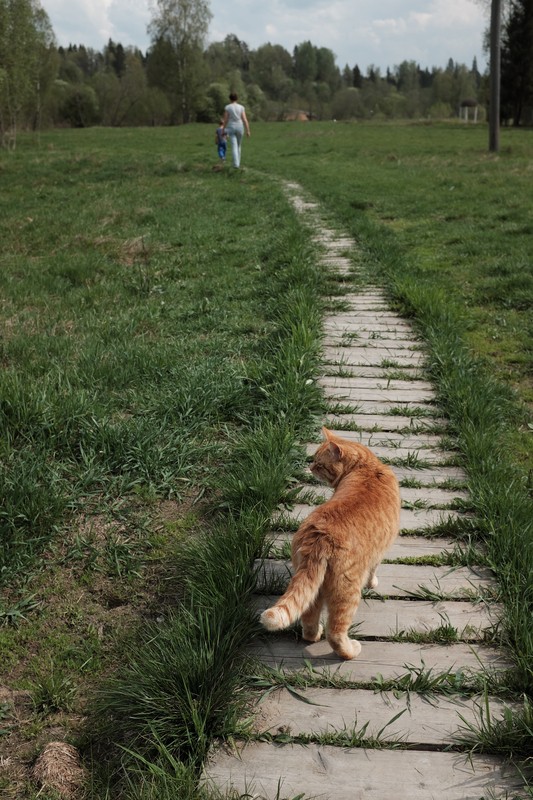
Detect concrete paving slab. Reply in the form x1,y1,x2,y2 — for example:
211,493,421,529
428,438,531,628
323,336,422,348
320,376,435,392
248,638,510,679
267,531,459,561
325,398,437,415
295,483,468,508
301,464,468,485
306,441,457,465
322,365,426,379
324,412,447,431
322,347,426,366
322,387,436,405
254,596,499,640
256,560,492,599
273,504,464,531
253,687,513,747
204,744,523,800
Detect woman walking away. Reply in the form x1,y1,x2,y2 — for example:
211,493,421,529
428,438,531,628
223,93,250,169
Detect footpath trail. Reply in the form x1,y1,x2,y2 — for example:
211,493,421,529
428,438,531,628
204,185,523,799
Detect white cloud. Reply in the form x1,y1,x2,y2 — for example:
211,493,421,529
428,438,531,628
430,0,485,28
410,12,432,31
108,0,151,47
44,0,151,48
373,17,408,35
42,0,488,71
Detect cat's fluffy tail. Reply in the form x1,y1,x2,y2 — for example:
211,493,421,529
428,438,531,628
259,549,328,631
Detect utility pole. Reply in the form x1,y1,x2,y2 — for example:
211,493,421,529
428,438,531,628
489,0,501,152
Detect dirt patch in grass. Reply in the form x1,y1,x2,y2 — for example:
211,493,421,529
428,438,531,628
0,496,199,798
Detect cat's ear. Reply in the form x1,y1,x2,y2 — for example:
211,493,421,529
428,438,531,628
322,427,342,459
327,441,343,461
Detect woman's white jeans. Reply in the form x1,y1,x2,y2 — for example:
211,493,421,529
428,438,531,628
226,125,244,167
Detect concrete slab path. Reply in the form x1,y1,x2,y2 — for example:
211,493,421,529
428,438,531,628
204,184,522,799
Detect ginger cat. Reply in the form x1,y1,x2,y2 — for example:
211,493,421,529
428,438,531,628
260,427,400,659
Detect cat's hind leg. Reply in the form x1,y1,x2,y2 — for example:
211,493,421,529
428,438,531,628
301,590,324,643
326,593,362,660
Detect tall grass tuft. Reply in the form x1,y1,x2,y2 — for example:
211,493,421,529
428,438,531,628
0,445,66,582
92,600,258,767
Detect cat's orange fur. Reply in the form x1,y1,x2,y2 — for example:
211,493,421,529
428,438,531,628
260,427,401,659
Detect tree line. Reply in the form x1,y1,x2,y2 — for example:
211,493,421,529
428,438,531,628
1,0,532,148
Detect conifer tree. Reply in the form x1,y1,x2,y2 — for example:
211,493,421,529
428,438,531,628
501,0,533,124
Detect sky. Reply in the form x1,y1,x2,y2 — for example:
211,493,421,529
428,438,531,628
41,0,490,74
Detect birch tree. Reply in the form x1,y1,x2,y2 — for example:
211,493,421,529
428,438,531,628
148,0,211,123
0,0,55,148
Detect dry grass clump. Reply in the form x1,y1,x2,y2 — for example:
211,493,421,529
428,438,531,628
32,741,85,799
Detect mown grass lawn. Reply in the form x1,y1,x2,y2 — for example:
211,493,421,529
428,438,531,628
1,122,532,798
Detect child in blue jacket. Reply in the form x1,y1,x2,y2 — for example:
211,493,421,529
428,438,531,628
215,120,227,165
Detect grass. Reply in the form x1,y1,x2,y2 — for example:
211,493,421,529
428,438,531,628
2,121,533,793
455,692,533,766
389,621,462,644
255,716,408,750
249,121,533,460
87,259,326,793
1,134,268,583
0,128,327,797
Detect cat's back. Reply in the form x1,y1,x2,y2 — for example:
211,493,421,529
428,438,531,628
351,452,400,505
318,460,399,521
303,440,400,545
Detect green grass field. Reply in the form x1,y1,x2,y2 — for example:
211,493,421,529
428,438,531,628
250,121,533,424
1,122,532,798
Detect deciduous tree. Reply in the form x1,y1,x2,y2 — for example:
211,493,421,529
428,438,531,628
0,0,55,147
148,0,211,122
293,41,316,84
250,43,293,100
